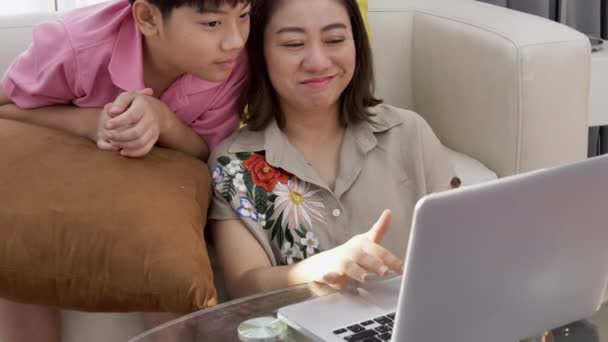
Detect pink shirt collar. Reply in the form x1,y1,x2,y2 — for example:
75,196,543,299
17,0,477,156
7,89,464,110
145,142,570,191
108,6,145,91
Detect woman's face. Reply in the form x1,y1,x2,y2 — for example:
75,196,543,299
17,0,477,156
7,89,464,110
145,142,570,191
263,0,356,115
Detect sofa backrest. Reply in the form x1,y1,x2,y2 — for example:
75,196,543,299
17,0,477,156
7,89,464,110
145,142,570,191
369,0,590,176
0,0,590,177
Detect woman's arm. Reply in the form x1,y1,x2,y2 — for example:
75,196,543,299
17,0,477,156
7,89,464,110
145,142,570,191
212,218,345,298
211,219,297,299
211,210,403,299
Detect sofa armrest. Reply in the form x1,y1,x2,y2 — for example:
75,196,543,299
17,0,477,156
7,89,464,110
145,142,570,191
369,0,590,176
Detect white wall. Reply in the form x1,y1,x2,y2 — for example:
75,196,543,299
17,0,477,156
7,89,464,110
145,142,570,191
0,0,55,14
0,0,107,14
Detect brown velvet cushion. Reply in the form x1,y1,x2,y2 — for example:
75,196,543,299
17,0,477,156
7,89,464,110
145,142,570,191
0,119,216,313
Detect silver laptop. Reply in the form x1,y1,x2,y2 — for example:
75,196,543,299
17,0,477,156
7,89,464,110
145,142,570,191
278,155,608,342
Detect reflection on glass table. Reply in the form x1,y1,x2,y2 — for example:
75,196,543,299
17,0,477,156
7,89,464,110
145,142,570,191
128,278,608,342
128,282,335,342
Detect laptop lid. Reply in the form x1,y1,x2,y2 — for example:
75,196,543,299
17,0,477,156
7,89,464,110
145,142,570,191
394,155,608,342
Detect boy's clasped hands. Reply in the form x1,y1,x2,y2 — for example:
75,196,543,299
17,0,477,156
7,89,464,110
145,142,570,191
95,88,170,157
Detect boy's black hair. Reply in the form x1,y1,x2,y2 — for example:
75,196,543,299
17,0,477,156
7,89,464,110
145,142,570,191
128,0,250,17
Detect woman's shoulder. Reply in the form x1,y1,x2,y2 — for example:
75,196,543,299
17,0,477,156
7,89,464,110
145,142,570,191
367,103,431,134
208,127,265,169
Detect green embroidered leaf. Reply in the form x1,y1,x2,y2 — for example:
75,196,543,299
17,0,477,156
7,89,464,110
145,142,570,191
235,152,252,161
217,156,231,166
293,257,302,263
268,194,278,202
285,228,295,245
263,219,274,230
221,174,236,203
243,172,254,198
254,186,268,213
271,223,278,241
295,227,307,239
277,223,285,248
265,206,274,219
296,225,308,239
271,212,283,242
314,248,320,254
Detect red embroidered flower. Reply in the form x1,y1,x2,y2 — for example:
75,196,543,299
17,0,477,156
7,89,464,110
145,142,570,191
243,154,290,192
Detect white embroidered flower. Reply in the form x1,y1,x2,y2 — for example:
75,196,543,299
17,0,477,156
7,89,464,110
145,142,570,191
233,173,247,192
281,242,299,265
300,231,320,255
236,197,258,221
226,160,242,175
258,213,267,227
272,178,325,230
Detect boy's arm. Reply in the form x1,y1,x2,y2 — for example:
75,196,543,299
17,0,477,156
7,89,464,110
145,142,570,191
0,103,101,141
158,117,210,160
0,20,97,138
0,20,117,148
0,87,9,106
103,92,210,160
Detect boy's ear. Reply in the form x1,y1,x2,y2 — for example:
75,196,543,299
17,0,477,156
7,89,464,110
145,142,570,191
131,0,162,36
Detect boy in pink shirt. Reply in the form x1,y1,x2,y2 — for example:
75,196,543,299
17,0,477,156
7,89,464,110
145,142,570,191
0,0,250,341
0,0,249,160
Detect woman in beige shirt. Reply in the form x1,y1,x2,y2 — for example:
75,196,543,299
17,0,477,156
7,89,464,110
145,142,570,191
208,0,458,299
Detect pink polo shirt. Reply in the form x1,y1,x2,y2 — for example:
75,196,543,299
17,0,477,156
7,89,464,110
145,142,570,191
1,0,246,150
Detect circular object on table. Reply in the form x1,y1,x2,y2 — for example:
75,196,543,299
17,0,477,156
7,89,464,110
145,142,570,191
237,316,288,342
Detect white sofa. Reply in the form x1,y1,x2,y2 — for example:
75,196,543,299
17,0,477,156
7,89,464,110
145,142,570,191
369,0,589,177
0,0,590,341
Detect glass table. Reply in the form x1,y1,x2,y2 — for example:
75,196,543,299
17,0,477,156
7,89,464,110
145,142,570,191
127,280,608,342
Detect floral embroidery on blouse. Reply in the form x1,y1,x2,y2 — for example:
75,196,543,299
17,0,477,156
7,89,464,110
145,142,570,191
213,152,325,265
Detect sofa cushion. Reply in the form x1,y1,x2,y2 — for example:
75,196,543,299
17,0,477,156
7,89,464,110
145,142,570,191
0,119,216,313
444,146,498,186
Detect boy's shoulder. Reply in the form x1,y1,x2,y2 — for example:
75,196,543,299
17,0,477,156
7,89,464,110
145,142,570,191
52,0,133,50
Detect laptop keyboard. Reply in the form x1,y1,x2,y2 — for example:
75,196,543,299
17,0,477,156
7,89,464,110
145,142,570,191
332,312,396,341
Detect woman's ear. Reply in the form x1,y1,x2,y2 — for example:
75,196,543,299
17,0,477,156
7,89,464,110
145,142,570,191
131,0,163,37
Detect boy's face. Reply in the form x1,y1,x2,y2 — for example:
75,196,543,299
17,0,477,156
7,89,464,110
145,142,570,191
157,2,251,82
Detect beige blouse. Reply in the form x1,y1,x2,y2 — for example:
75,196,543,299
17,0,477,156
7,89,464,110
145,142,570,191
208,104,457,266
